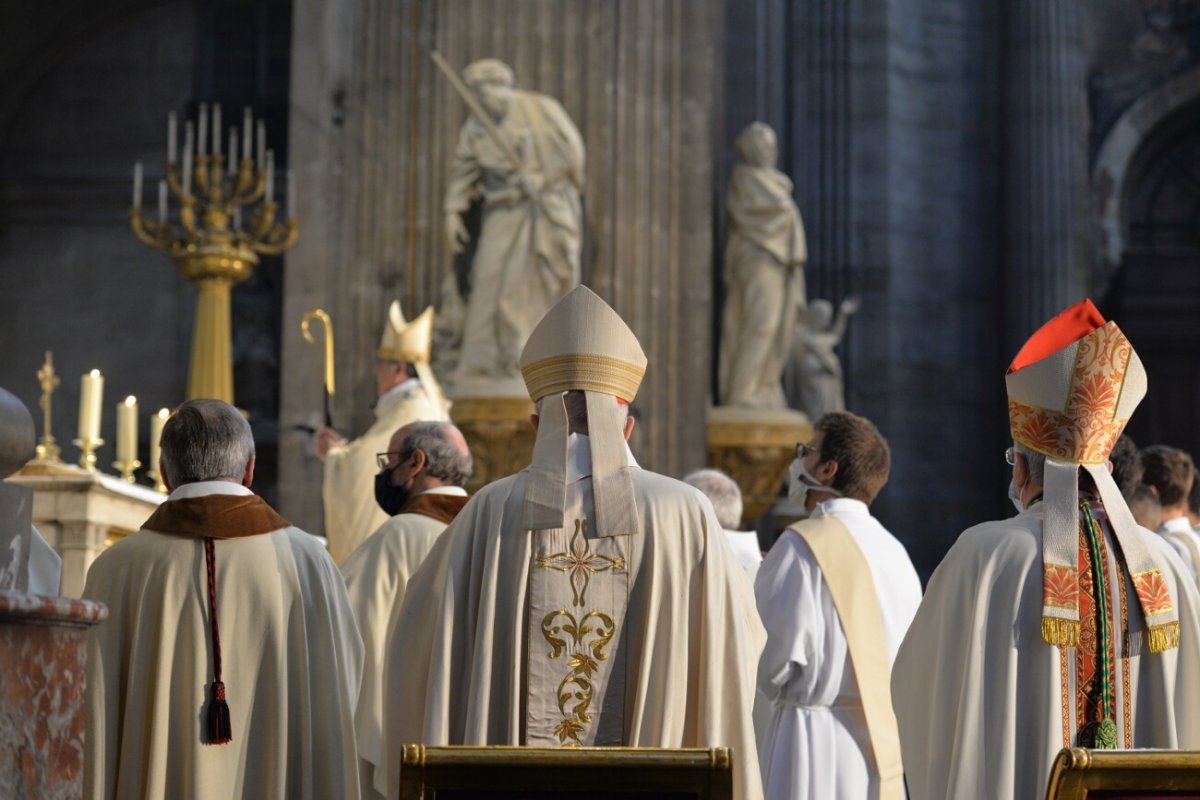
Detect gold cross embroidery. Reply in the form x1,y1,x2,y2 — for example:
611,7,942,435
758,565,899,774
536,519,626,606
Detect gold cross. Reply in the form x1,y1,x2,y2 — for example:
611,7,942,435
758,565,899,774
536,519,625,606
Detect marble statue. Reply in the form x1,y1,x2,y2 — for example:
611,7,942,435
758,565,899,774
441,58,585,392
785,296,861,422
719,122,807,409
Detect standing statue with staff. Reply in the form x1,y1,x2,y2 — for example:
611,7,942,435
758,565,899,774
434,54,585,392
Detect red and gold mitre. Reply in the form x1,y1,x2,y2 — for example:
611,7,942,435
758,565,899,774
1005,299,1146,465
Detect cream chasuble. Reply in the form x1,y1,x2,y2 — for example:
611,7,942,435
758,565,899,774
322,379,447,564
83,481,364,800
892,504,1200,800
381,435,766,800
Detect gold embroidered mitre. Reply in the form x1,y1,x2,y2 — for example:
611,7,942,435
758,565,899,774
377,302,434,365
1006,299,1176,653
1006,299,1146,465
520,286,647,403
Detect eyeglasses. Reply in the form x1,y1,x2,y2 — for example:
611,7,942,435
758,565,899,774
1005,446,1016,466
795,442,816,460
376,451,409,470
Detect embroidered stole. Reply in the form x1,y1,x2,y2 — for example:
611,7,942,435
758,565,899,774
791,516,905,800
526,506,631,747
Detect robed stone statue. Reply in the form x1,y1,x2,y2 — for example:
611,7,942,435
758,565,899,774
441,58,585,391
719,122,807,409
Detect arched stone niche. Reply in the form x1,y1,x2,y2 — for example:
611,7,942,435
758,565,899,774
1092,64,1200,289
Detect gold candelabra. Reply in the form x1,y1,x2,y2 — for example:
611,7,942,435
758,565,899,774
130,103,298,403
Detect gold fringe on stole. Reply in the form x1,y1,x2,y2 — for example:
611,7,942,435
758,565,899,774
1042,616,1081,647
1148,621,1180,653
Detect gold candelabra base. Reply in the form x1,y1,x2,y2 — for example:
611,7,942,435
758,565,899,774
113,459,142,483
146,469,168,494
34,438,62,463
73,437,104,473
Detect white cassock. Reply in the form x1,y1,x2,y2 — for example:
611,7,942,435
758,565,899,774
754,497,921,800
892,504,1200,800
29,523,62,595
380,434,766,800
341,487,468,800
83,481,364,800
323,378,447,563
1159,515,1200,585
724,528,764,583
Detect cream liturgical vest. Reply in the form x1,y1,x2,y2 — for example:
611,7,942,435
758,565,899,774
527,492,631,745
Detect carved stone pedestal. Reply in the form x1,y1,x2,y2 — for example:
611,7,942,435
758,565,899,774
706,406,811,525
8,469,164,598
0,591,106,800
450,395,536,495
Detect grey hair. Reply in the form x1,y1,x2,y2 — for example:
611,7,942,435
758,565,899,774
535,391,628,435
683,468,744,530
463,58,515,88
401,421,472,487
1014,443,1046,484
160,399,255,487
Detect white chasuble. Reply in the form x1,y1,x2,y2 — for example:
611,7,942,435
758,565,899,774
527,516,631,746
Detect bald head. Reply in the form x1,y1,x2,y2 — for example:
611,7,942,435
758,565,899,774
388,420,472,490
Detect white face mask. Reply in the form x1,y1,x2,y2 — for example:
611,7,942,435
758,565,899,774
788,457,843,514
1008,480,1024,513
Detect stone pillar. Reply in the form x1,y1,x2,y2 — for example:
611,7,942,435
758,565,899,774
0,591,106,799
284,0,721,531
1002,0,1089,349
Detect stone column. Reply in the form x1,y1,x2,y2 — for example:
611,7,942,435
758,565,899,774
1002,0,1089,349
283,0,721,530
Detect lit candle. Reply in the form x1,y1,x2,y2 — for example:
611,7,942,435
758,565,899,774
242,107,252,162
149,408,169,477
212,103,222,156
132,161,143,209
228,129,237,174
286,169,296,218
116,396,138,464
198,103,208,155
77,369,104,442
158,180,167,223
256,120,266,168
182,122,194,196
167,111,178,164
265,150,275,204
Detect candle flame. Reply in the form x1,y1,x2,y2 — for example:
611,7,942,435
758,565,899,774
89,369,101,378
157,408,171,419
124,395,137,406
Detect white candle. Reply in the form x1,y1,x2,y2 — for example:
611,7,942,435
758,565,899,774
149,408,169,477
197,104,208,155
265,150,275,203
158,180,167,223
78,369,104,442
212,104,222,155
167,111,178,164
182,122,194,196
256,120,266,168
286,169,296,218
228,129,237,174
116,396,138,464
242,107,252,162
132,161,143,209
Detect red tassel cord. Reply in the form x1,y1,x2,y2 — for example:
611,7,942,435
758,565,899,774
204,536,232,744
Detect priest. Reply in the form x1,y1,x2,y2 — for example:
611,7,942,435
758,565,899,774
83,399,363,799
380,286,766,800
342,420,473,799
892,300,1200,799
755,411,920,800
317,301,449,563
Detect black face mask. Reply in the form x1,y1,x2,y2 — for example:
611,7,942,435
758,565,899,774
374,468,411,516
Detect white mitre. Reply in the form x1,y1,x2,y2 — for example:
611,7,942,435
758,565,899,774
378,301,448,413
519,285,647,537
